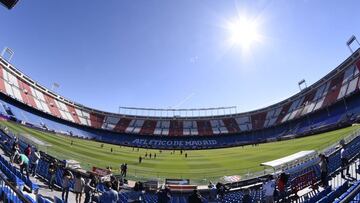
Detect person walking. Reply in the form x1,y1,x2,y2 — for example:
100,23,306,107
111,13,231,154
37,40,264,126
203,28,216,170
319,154,329,187
30,149,40,177
24,145,32,158
74,173,85,203
340,140,350,178
84,177,96,203
120,163,125,176
48,160,57,191
62,169,74,203
277,173,289,201
11,142,19,163
123,163,127,177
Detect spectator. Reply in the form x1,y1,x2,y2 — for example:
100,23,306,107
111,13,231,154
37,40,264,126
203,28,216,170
263,175,275,203
215,183,226,199
24,145,32,158
124,163,127,177
74,173,85,203
242,188,252,203
319,154,328,187
188,189,203,203
277,173,289,201
17,153,30,179
11,142,19,163
110,175,120,192
84,177,96,203
157,187,171,203
216,182,228,199
208,182,217,201
3,138,8,146
99,181,119,203
340,141,350,178
120,163,125,176
62,169,74,203
48,160,57,191
14,136,18,144
134,181,145,192
30,149,40,177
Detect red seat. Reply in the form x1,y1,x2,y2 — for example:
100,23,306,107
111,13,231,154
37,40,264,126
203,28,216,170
223,118,240,133
114,118,132,133
169,120,183,136
196,120,213,136
322,73,345,107
139,120,157,135
89,113,105,128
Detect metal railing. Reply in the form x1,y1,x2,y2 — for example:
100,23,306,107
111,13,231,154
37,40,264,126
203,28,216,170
118,106,238,117
0,169,32,203
340,181,360,203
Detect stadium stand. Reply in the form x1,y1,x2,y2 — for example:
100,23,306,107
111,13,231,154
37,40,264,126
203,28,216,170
0,49,359,150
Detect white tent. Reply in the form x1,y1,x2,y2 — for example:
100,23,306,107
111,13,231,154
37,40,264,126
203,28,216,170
260,150,317,171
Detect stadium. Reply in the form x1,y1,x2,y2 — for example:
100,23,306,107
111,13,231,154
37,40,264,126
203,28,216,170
0,1,359,203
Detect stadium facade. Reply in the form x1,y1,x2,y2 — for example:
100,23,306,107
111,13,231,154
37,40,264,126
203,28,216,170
0,49,360,149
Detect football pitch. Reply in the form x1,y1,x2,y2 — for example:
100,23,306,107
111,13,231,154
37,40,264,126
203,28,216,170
1,121,358,184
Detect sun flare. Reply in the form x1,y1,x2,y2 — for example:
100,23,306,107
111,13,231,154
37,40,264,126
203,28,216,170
227,17,261,50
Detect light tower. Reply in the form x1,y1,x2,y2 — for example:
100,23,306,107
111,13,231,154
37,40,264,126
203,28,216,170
0,0,19,10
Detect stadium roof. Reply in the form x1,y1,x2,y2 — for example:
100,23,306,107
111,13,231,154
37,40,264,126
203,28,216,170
260,150,317,170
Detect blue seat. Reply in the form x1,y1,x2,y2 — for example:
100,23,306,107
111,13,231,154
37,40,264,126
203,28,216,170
24,194,36,203
37,195,53,203
54,196,64,203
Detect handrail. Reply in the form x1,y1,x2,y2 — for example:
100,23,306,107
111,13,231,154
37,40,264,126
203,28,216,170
340,181,360,203
321,127,360,156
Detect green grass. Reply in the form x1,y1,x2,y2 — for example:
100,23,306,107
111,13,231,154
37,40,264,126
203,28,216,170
1,121,358,184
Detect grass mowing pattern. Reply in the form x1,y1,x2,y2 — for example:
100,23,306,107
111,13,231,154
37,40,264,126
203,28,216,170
1,121,358,184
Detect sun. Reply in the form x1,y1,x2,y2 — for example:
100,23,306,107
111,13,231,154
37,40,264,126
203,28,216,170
226,17,261,50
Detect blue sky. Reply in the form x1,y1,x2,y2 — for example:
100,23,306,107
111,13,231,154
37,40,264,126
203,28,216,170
0,0,359,114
